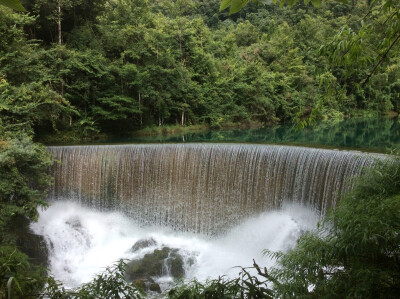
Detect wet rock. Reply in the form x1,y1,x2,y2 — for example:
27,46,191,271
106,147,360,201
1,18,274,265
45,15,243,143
149,283,162,293
126,247,168,279
132,279,146,291
130,238,157,252
132,279,161,294
126,246,185,282
169,254,184,278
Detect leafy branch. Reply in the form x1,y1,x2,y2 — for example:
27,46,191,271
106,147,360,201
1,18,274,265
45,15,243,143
363,31,400,85
0,0,25,11
219,0,349,14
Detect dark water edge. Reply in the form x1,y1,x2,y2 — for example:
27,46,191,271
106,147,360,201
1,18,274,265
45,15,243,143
47,117,400,153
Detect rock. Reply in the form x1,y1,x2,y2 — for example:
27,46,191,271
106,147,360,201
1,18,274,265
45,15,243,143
149,283,161,293
132,279,161,294
168,253,184,278
126,247,168,280
130,238,157,252
126,246,185,281
132,279,146,291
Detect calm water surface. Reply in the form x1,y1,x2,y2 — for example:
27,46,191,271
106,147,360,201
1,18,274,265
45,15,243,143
69,117,400,153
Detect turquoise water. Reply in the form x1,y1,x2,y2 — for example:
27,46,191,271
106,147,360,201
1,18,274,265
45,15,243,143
85,117,400,152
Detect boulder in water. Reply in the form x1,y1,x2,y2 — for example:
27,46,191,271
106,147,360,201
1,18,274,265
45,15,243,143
131,279,161,294
126,246,185,282
130,238,157,252
169,254,184,278
132,279,146,291
149,283,162,293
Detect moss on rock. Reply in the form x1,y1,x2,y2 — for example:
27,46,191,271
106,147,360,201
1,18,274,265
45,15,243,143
126,246,185,282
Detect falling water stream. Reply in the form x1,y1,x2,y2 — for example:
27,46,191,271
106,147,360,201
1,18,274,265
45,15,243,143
31,144,381,290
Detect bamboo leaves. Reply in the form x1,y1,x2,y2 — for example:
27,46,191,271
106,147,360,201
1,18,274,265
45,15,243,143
0,0,25,11
219,0,255,14
220,0,350,14
7,277,22,299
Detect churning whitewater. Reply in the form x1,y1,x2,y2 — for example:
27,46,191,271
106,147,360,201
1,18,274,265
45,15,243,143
31,201,319,289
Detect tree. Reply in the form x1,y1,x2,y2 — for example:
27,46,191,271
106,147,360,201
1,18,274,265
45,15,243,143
220,0,400,85
0,129,52,298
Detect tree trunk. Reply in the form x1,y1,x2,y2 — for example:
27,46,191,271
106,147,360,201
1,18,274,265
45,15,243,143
178,19,184,64
57,0,62,45
139,92,142,128
57,0,64,97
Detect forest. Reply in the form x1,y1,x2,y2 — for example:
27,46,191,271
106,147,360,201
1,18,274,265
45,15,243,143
1,0,399,141
1,0,400,298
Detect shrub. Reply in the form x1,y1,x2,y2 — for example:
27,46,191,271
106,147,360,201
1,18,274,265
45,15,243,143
267,158,400,298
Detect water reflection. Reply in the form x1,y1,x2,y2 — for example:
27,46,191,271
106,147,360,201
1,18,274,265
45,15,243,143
77,117,400,152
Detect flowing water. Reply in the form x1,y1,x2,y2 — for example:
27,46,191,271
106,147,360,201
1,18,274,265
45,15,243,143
48,144,376,233
31,201,319,289
32,143,382,290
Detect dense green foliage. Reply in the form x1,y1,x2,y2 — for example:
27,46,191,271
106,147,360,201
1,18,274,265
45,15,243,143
0,246,46,299
0,19,56,292
0,120,52,297
167,266,275,298
0,133,52,239
43,260,143,299
1,0,399,140
220,0,351,14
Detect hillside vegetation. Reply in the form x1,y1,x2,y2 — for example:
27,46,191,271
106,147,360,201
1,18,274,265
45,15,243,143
1,0,399,141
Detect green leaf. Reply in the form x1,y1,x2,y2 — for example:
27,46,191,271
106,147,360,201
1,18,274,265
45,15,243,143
0,0,26,11
230,0,250,14
219,0,232,11
7,277,22,299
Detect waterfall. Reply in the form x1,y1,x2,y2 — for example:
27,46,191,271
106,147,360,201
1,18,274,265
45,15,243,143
48,144,378,234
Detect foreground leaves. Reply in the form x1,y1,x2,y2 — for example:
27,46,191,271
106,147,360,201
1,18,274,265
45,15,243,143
219,0,350,14
168,264,274,299
0,0,25,11
42,260,143,299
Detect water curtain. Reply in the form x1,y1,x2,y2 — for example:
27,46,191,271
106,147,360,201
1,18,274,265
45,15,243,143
48,144,376,234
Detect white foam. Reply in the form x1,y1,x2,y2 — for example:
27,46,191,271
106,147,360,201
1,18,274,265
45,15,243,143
31,201,319,288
